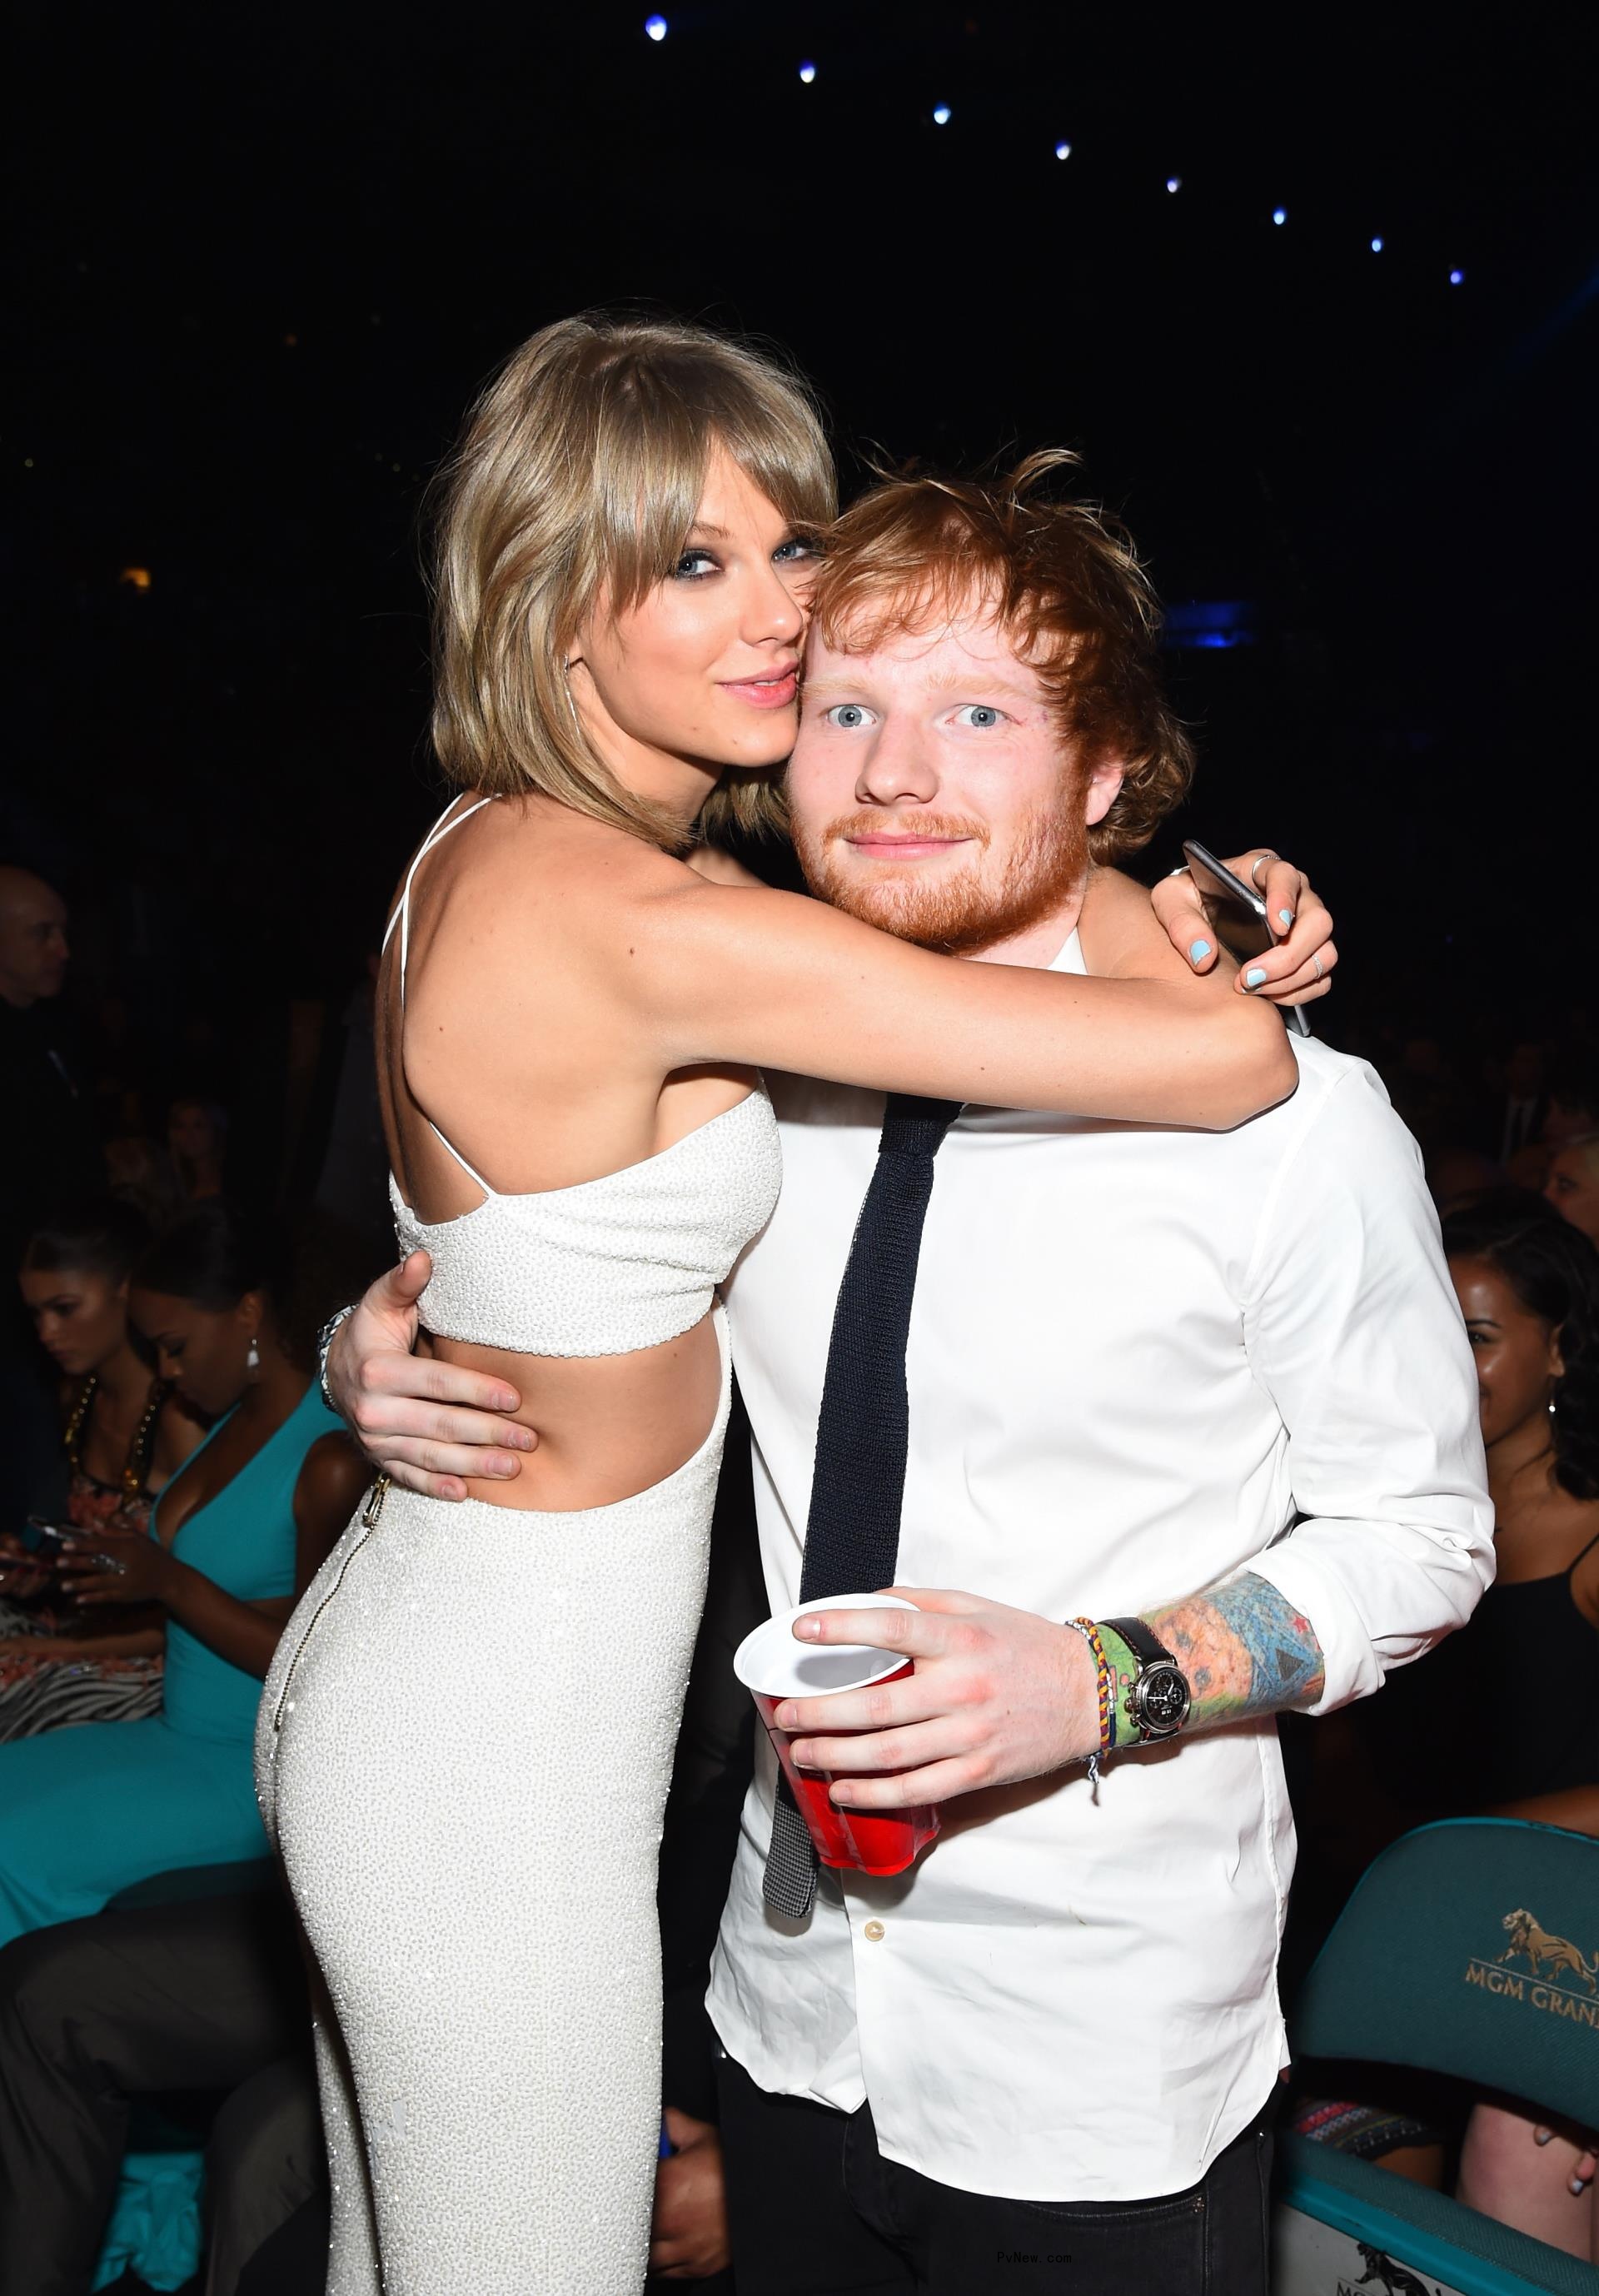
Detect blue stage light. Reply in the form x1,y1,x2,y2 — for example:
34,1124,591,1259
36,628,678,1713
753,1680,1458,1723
933,103,951,124
1166,176,1182,193
798,60,816,83
645,13,666,39
1449,267,1465,285
1272,207,1287,227
1054,140,1072,160
1163,600,1258,652
1371,236,1384,252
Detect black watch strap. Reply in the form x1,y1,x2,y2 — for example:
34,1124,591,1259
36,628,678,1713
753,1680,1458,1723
1101,1616,1175,1671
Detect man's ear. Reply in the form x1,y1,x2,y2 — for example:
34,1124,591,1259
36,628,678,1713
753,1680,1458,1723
1083,758,1124,829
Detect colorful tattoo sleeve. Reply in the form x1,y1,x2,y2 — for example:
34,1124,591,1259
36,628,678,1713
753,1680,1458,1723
1143,1571,1326,1730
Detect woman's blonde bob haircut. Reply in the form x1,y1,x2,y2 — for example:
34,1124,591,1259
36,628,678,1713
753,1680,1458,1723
429,312,835,852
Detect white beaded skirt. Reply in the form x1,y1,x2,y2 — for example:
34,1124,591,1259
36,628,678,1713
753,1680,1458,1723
255,1309,730,2295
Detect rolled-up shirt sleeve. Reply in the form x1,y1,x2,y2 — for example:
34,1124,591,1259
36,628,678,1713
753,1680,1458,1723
1240,1061,1494,1713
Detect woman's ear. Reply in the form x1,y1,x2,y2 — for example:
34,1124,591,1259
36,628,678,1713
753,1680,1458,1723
238,1289,266,1343
1548,1320,1567,1387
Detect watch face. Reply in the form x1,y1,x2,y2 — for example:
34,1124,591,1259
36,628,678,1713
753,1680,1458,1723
1138,1664,1191,1736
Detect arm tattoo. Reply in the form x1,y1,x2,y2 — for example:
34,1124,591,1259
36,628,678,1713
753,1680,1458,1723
1143,1571,1325,1731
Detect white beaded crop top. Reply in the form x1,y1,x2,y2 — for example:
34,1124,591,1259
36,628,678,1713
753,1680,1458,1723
382,797,782,1359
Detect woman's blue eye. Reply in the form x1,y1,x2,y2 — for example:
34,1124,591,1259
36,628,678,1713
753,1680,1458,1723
672,550,720,580
954,704,1004,729
774,535,819,565
824,703,874,730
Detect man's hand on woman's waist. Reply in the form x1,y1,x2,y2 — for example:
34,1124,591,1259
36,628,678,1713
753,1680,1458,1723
326,1250,535,1500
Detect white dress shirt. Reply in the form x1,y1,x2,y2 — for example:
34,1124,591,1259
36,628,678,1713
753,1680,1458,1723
707,928,1492,2204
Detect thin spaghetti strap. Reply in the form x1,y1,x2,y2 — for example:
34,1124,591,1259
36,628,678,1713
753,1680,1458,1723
383,793,501,1200
425,1119,496,1198
381,794,498,1009
1566,1521,1599,1581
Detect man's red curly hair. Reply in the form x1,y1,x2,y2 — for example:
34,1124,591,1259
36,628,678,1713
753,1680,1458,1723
809,451,1194,863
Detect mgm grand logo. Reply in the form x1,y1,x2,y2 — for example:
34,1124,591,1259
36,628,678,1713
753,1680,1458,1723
1462,1908,1599,2025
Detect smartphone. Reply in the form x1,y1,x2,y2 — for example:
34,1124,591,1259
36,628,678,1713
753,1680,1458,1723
22,1516,73,1559
1181,841,1311,1040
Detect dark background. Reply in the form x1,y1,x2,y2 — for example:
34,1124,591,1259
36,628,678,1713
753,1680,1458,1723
7,0,1597,1075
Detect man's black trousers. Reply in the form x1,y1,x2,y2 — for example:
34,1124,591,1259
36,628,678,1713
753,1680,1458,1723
0,1887,324,2296
718,2053,1275,2295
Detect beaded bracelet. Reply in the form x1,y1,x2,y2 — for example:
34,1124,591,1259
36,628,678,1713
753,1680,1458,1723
1064,1616,1115,1790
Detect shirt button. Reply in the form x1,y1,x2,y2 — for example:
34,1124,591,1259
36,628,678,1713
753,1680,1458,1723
862,1920,885,1942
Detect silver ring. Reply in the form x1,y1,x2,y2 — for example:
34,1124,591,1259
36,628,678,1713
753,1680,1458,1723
1249,852,1278,889
1312,954,1324,982
1165,864,1191,879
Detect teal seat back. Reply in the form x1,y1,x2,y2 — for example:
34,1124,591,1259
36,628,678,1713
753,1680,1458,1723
1291,1819,1599,2129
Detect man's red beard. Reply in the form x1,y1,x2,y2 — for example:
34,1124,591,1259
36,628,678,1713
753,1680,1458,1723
792,803,1089,956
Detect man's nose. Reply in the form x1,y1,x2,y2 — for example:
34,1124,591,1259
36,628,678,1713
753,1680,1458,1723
856,718,939,807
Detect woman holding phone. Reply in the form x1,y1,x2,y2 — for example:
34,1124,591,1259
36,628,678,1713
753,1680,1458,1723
2,1201,203,1741
258,311,1333,2294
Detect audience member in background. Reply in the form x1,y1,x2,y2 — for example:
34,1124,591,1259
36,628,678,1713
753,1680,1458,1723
105,1128,185,1228
1545,1053,1599,1153
0,865,103,1531
1546,1133,1599,1248
1481,1040,1548,1167
1300,1194,1599,2249
0,1202,203,1741
1430,1192,1599,1824
1503,1050,1599,1193
1446,1192,1599,2264
168,1094,229,1201
0,1203,364,1945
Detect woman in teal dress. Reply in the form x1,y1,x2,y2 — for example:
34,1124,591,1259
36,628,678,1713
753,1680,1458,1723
0,1202,366,1943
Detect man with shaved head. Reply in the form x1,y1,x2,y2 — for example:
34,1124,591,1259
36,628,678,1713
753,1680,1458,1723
0,864,102,1522
0,867,71,1011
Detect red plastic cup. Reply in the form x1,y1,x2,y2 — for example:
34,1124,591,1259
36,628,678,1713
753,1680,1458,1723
735,1594,941,1879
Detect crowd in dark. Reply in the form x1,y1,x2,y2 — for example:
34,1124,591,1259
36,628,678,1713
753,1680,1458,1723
3,838,1599,2292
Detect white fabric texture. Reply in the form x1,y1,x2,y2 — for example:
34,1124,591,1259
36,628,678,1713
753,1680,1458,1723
257,1312,732,2295
382,795,783,1356
390,1088,781,1356
709,927,1494,2205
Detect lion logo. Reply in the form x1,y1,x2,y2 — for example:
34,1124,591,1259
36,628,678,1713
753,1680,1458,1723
1499,1909,1599,1993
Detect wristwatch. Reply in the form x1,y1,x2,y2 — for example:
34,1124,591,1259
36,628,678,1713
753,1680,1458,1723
315,1303,357,1415
1101,1616,1192,1743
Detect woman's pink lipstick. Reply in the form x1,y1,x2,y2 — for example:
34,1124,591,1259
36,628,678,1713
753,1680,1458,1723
720,665,799,710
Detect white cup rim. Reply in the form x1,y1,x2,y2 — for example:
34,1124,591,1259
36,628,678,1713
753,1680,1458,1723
734,1593,918,1700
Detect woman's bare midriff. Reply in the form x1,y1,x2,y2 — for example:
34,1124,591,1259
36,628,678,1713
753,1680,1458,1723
425,1312,725,1512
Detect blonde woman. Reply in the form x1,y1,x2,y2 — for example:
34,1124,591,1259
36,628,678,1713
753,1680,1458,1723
257,314,1327,2294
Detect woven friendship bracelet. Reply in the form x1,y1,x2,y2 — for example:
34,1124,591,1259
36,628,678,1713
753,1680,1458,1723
1064,1616,1115,1790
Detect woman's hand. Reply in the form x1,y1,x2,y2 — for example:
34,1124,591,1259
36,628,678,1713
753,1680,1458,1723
0,1536,54,1603
57,1526,177,1608
1152,849,1337,1008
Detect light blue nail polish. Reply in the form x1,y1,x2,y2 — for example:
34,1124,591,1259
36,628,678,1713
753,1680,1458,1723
1244,966,1268,989
1278,909,1294,927
1189,938,1212,962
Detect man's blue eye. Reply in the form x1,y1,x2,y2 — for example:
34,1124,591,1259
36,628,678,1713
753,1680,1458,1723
824,704,873,730
954,705,1004,729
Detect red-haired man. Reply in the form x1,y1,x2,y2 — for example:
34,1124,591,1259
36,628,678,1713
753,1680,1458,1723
329,461,1491,2295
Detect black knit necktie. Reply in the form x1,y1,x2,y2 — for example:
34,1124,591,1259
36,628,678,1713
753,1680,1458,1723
762,1093,963,1920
